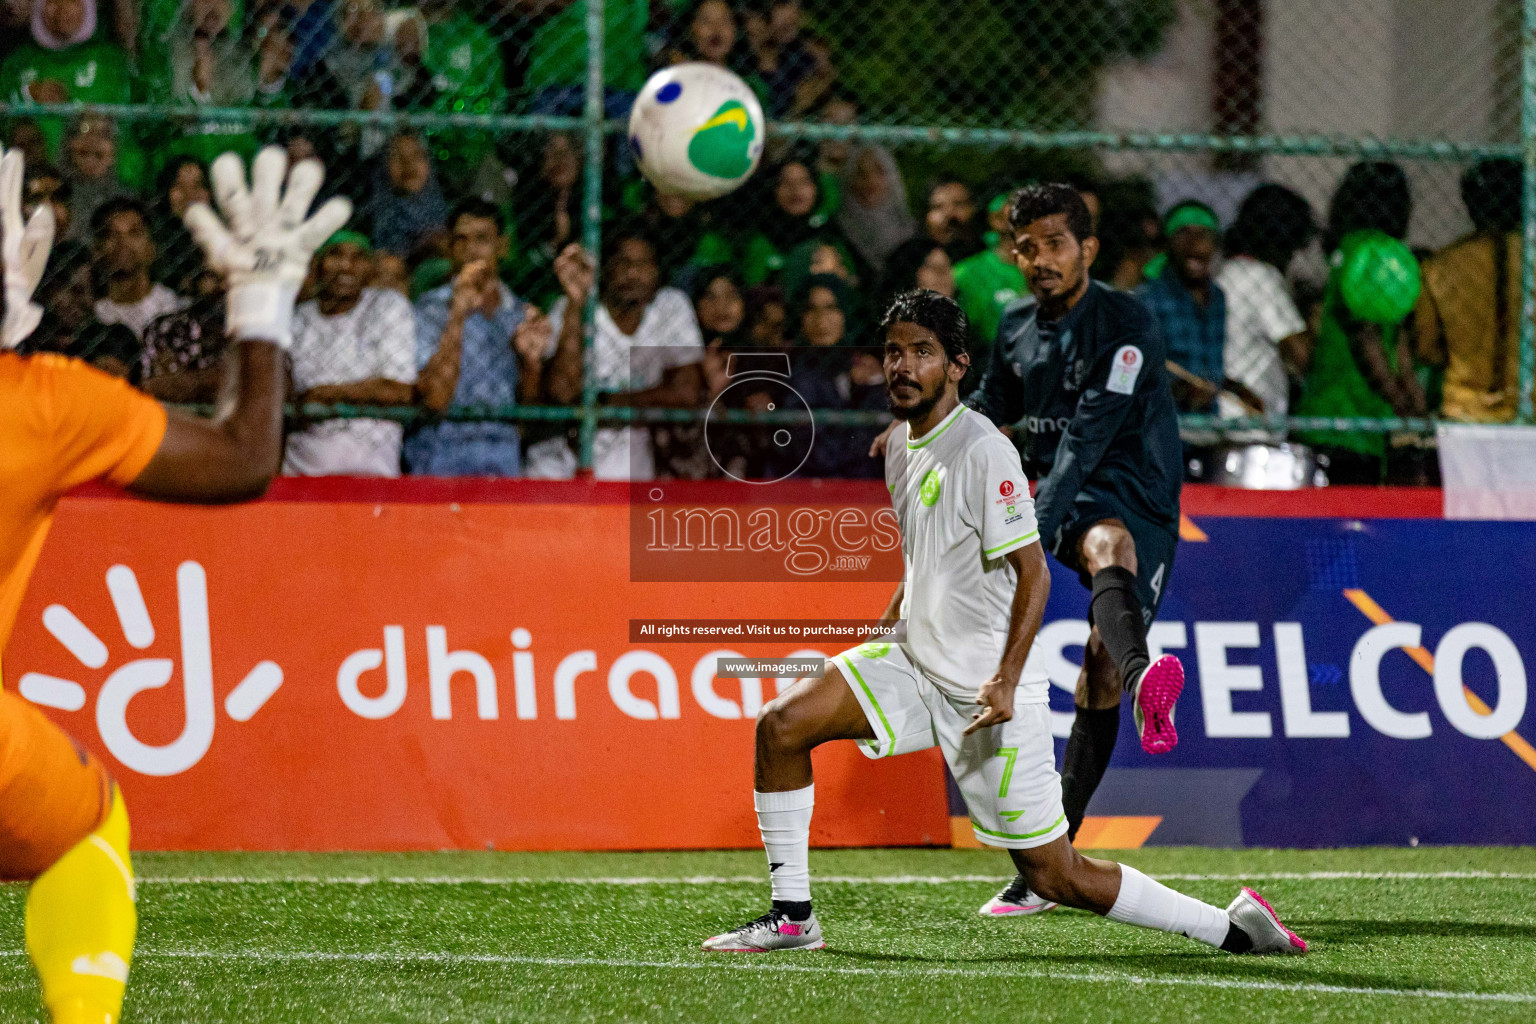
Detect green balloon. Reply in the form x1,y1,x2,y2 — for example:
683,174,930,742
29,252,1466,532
1337,230,1421,325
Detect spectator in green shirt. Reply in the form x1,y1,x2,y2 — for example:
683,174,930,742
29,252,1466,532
525,0,648,117
739,154,855,292
661,0,771,111
1295,161,1427,483
139,0,261,168
418,0,507,177
0,0,135,163
61,114,132,243
953,192,1027,359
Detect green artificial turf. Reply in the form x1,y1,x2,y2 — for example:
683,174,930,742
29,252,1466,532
2,847,1534,1022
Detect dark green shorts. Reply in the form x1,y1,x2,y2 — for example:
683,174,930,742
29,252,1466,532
1050,493,1178,625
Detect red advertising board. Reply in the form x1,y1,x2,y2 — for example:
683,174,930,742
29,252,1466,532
6,481,949,851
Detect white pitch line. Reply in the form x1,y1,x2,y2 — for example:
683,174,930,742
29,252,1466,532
21,948,1532,1006
131,871,1536,886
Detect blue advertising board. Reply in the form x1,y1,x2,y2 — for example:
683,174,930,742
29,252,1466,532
1025,514,1536,847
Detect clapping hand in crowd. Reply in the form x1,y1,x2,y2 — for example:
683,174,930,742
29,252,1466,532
554,242,596,306
514,308,552,365
449,259,500,320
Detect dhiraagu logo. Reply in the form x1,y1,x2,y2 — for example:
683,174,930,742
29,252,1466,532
920,468,942,507
688,100,756,178
857,642,891,659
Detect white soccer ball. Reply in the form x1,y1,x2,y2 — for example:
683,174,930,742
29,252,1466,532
628,63,767,201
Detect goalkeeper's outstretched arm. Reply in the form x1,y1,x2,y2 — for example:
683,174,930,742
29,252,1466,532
128,341,288,502
125,148,351,503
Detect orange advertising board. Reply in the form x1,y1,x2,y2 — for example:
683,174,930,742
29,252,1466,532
4,481,949,851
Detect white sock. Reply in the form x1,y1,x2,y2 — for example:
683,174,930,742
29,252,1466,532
754,784,814,906
1107,864,1230,947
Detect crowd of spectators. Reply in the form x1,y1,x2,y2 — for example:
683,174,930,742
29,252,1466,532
0,0,1524,484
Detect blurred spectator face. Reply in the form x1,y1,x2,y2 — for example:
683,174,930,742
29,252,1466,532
188,0,233,36
319,242,371,305
691,0,736,64
260,25,296,85
340,0,384,44
604,238,660,308
742,9,767,53
41,0,86,41
768,0,801,45
449,212,506,272
286,134,319,166
47,264,96,332
372,252,410,295
750,297,786,346
697,275,744,335
655,191,694,219
915,246,955,297
1169,225,1216,287
24,170,69,236
542,132,580,191
95,209,155,276
1013,213,1093,308
775,162,817,218
68,122,116,180
387,134,431,195
801,286,845,346
808,242,852,281
167,162,210,219
925,183,975,246
392,16,424,62
9,121,47,168
850,150,891,208
817,97,857,169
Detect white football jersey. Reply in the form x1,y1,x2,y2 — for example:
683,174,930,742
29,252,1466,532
884,403,1049,701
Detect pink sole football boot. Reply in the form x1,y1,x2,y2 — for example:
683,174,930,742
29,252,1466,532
1133,654,1184,755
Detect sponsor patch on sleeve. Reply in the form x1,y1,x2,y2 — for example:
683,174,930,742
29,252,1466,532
1106,344,1144,395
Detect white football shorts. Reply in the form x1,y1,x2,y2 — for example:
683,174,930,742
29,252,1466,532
832,641,1068,850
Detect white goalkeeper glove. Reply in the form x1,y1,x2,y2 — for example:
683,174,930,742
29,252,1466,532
182,146,352,348
0,145,56,350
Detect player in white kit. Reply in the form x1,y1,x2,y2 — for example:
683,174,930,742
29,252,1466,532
702,290,1306,957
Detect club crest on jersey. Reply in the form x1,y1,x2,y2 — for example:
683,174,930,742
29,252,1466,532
1106,345,1144,395
919,468,942,507
1063,357,1089,392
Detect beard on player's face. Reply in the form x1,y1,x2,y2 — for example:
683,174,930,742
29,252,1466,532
887,368,947,421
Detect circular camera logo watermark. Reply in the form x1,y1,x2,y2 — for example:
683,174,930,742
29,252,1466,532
703,352,814,484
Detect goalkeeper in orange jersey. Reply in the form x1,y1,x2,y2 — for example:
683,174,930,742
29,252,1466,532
0,144,351,1023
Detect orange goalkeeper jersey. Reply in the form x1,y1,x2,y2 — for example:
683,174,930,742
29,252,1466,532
0,351,167,658
0,351,165,878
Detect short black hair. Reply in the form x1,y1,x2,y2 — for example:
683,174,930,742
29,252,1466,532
1225,183,1315,263
155,155,205,198
91,196,150,237
1008,182,1093,242
1327,161,1411,250
1461,158,1522,235
606,221,657,257
448,196,503,234
25,161,69,204
880,289,969,365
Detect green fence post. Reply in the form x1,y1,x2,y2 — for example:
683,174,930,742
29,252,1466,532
577,0,607,470
1521,0,1536,422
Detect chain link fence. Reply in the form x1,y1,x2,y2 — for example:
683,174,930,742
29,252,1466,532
0,0,1531,482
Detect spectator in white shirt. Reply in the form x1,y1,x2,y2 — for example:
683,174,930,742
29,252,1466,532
283,232,418,477
1216,184,1316,424
536,229,705,480
92,197,187,340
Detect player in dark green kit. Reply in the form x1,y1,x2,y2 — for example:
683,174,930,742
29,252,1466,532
968,183,1186,916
